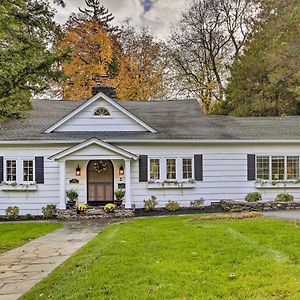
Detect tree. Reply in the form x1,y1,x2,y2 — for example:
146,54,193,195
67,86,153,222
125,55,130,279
58,1,166,101
222,0,300,116
168,0,258,112
113,25,167,100
0,0,66,122
72,0,119,33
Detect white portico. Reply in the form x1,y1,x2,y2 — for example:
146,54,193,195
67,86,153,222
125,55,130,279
49,138,138,209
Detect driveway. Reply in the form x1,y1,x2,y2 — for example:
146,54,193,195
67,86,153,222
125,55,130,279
0,220,111,300
264,210,300,221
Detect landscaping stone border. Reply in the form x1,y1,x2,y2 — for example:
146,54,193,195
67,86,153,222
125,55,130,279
220,200,300,212
57,208,135,220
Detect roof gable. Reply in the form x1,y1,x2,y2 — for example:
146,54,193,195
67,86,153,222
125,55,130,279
45,93,156,133
49,138,138,161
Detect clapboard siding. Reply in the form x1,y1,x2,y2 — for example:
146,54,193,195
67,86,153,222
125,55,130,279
55,99,147,132
1,142,300,213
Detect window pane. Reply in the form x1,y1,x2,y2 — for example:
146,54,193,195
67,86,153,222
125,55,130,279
183,158,192,179
256,156,269,180
6,160,16,182
149,159,160,180
287,156,299,180
23,160,34,182
272,156,284,180
167,159,176,180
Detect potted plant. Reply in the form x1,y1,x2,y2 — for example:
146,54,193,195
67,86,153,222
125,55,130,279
114,189,125,206
66,189,78,209
104,203,117,213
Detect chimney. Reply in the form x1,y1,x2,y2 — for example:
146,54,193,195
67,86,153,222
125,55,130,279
91,75,117,98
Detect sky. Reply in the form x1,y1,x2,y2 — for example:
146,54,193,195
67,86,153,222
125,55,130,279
53,0,189,40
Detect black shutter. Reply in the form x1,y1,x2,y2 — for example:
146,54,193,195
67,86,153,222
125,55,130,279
247,154,256,181
35,156,44,184
139,155,148,182
194,154,203,181
0,157,3,182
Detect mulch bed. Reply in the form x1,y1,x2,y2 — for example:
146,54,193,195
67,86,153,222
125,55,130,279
134,205,224,217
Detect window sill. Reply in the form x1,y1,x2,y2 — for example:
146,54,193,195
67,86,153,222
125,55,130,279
147,181,196,189
0,184,38,191
255,181,300,189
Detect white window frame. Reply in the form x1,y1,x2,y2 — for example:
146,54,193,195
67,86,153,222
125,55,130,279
22,159,35,184
256,155,300,181
4,158,35,184
181,157,194,180
92,107,112,118
4,159,17,183
147,157,194,182
148,158,161,181
166,158,177,180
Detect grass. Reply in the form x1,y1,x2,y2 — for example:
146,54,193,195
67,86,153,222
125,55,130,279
0,222,62,254
22,215,300,299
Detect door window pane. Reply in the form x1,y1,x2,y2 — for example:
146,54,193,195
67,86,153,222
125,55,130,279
6,160,16,182
166,159,176,180
287,156,299,180
23,160,34,182
272,156,284,180
256,156,269,180
149,159,160,180
183,158,192,179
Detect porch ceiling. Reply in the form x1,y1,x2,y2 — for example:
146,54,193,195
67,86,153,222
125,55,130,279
48,138,138,161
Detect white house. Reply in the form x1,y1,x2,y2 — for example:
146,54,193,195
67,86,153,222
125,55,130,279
1,85,300,215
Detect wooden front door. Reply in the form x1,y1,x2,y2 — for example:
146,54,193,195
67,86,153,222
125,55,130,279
87,160,114,206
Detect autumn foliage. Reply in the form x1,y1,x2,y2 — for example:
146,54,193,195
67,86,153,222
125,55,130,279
58,4,166,101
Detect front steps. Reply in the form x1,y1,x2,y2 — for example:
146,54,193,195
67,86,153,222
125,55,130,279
57,207,135,220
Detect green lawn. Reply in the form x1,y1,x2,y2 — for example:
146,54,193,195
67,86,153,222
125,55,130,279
0,222,62,253
22,216,300,299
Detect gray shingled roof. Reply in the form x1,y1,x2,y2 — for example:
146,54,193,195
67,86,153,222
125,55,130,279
0,98,300,141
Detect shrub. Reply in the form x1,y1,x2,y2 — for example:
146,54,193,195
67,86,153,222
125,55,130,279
190,199,205,209
104,203,116,213
165,200,180,212
5,206,20,220
245,192,262,202
275,193,294,202
42,204,57,219
143,196,158,211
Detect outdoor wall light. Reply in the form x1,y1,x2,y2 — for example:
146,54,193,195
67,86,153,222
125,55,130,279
76,165,81,176
119,164,124,176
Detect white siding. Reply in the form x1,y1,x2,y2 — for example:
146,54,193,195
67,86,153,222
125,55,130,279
1,142,300,214
55,98,147,132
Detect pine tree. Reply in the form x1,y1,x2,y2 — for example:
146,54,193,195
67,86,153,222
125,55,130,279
72,0,119,33
0,0,66,122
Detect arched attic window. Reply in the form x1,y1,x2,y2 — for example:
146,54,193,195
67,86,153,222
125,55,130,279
93,107,110,117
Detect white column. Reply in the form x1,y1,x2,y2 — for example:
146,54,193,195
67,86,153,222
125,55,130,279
125,159,131,209
59,160,66,209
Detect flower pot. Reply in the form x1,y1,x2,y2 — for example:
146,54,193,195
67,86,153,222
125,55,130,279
67,200,76,209
114,199,123,206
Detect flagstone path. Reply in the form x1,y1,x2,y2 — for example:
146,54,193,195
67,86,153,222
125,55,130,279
0,220,110,300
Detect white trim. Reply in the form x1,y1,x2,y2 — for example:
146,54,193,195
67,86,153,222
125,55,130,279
125,159,131,209
44,92,156,133
4,139,300,145
48,138,138,161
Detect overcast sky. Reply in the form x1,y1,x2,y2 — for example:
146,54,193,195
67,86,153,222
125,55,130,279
52,0,189,40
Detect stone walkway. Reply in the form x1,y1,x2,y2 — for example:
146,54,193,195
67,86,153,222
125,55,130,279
0,220,110,300
264,210,300,221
